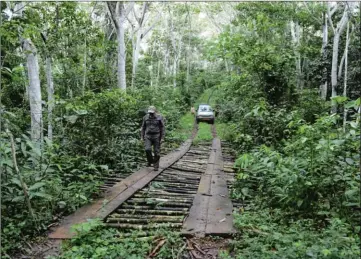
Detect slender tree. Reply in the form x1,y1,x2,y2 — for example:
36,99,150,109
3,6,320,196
328,3,349,113
22,38,43,142
106,1,134,90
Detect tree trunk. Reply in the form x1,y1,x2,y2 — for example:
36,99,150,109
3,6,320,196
320,12,328,100
116,25,127,90
330,7,349,113
343,22,350,131
156,59,160,87
224,58,230,74
290,20,303,90
23,39,43,143
22,63,29,101
107,2,134,91
331,32,342,113
131,29,142,88
164,48,169,76
338,50,346,80
82,37,87,95
173,56,177,88
45,56,54,141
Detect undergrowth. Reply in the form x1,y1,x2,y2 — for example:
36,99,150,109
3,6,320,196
50,219,185,259
194,122,213,144
220,209,360,259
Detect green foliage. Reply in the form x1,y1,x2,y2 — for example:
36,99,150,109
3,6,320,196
222,209,360,259
57,90,142,169
172,113,195,141
233,112,360,220
194,123,213,144
1,85,190,256
51,219,184,259
0,133,105,257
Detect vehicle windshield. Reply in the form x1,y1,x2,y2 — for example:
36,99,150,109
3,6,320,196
198,105,213,112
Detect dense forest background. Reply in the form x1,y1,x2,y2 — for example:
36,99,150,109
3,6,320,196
0,2,360,258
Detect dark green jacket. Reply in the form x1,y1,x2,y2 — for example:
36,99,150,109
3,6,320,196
141,114,165,139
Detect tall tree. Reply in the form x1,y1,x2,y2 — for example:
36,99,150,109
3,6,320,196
41,33,55,141
129,3,161,88
290,20,303,90
22,38,43,142
328,3,349,113
106,1,134,90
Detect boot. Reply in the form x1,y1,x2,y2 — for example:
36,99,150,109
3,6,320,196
153,155,160,171
146,151,153,167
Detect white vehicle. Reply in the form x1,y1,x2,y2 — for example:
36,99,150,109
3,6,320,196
196,104,215,124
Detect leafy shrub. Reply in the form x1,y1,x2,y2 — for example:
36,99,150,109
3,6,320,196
1,88,190,257
0,132,107,257
233,113,360,221
222,209,360,259
50,219,185,259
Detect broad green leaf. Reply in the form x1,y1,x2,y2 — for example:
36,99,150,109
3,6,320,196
11,178,22,188
345,158,353,165
12,196,25,202
31,192,52,200
297,200,303,207
99,165,108,170
29,182,46,191
65,115,78,124
331,96,348,104
322,249,331,256
350,121,358,129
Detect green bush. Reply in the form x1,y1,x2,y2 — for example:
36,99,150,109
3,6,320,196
1,87,190,257
222,209,360,259
50,219,184,259
233,113,360,221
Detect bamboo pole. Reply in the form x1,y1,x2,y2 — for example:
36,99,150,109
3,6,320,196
116,209,188,216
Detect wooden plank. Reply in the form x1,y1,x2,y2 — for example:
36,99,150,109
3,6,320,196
182,138,235,237
182,194,209,236
205,139,234,235
205,175,234,235
49,138,194,239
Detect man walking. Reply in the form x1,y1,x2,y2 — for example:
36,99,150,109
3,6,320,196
141,106,165,171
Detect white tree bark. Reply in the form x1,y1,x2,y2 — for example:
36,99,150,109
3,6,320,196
338,49,346,80
290,20,303,90
173,56,177,88
46,57,54,141
168,7,184,88
40,32,55,140
116,24,126,90
186,4,192,82
23,39,42,142
130,3,162,88
329,4,349,113
107,2,134,90
82,37,87,95
343,22,351,131
164,47,169,76
156,59,160,87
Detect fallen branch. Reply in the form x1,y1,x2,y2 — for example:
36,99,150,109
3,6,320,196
148,238,166,258
190,241,205,255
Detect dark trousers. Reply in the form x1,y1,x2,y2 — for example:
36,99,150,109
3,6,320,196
144,135,161,168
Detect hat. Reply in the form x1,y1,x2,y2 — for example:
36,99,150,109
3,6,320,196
148,106,156,113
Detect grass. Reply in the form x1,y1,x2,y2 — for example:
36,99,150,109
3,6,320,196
171,113,195,142
194,122,213,144
216,123,231,141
